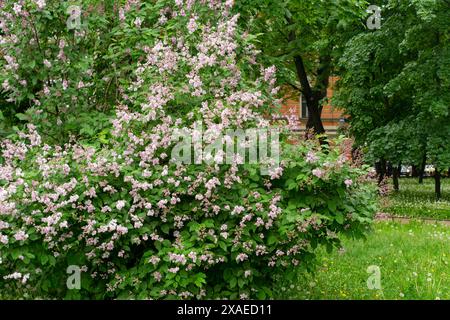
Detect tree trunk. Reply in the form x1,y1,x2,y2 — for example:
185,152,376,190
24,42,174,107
393,164,400,191
305,99,326,135
294,55,330,134
386,162,393,177
419,154,426,184
435,169,441,201
411,165,418,177
376,159,387,185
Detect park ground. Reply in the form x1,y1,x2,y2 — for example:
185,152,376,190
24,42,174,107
283,178,450,300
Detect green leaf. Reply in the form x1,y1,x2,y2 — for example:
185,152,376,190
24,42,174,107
15,113,29,121
257,290,266,299
335,212,344,224
161,224,170,234
223,269,233,281
229,277,237,289
219,241,228,252
267,234,278,245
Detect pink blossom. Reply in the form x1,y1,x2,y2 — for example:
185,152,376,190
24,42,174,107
269,166,284,180
116,200,126,210
168,253,187,265
0,234,8,244
43,59,52,68
14,230,28,241
134,17,143,28
153,271,162,282
187,16,198,33
263,66,276,82
168,267,180,273
59,39,66,49
312,168,324,178
255,217,264,227
148,256,160,265
119,8,126,22
306,151,319,163
13,4,22,15
33,0,46,10
0,221,10,230
240,293,248,300
116,225,128,235
231,206,245,215
236,253,248,263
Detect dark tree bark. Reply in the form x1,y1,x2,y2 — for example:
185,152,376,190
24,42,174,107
411,165,418,177
393,164,401,191
419,153,427,184
386,162,393,177
376,159,387,185
293,55,327,136
287,24,330,138
435,169,441,201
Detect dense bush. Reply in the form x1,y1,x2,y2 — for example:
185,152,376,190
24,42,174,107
0,0,377,299
0,0,121,142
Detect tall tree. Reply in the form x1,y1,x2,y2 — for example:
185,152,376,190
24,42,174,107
236,0,370,135
335,0,450,199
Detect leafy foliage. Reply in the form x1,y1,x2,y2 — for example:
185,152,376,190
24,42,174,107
334,0,450,172
0,0,377,299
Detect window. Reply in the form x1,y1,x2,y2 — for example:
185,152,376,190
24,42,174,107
300,95,308,119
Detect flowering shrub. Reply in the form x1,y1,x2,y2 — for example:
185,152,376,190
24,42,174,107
0,0,122,143
0,0,377,299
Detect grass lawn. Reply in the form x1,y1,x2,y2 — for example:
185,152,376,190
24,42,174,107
381,178,450,220
283,178,450,300
285,221,449,300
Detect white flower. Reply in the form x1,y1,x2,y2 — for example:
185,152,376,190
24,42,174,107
116,200,126,210
14,230,29,241
134,17,143,28
34,0,46,10
13,4,22,15
312,168,324,178
43,59,52,68
187,17,198,33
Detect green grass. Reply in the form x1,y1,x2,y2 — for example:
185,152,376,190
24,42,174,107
381,178,450,220
286,221,450,300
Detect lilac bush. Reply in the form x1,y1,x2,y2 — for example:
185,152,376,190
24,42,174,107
0,0,377,299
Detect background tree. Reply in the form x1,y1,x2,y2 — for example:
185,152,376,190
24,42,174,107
334,0,450,199
235,0,370,135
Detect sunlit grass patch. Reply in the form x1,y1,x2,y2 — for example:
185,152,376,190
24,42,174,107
381,178,450,219
284,221,450,300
